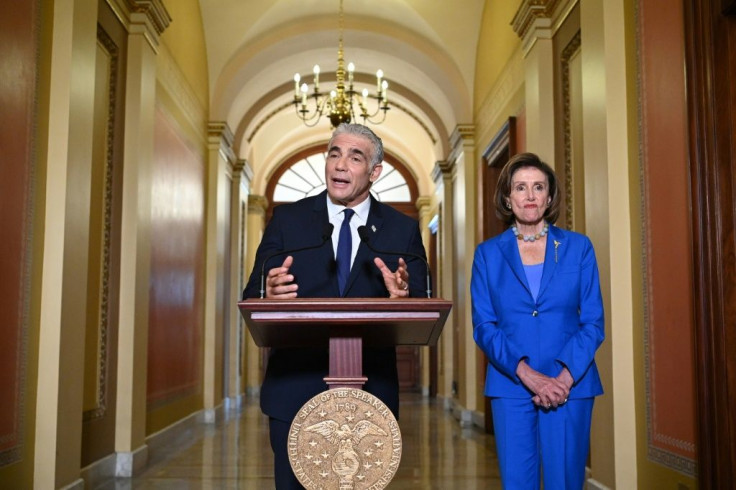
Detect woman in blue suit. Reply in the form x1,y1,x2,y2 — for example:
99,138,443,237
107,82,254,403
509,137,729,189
471,152,604,489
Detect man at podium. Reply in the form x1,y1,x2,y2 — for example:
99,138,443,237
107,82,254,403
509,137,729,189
243,123,429,489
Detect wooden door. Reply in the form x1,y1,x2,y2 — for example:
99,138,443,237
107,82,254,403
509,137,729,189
477,118,516,434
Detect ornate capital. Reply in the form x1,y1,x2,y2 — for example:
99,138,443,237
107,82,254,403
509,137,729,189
449,124,475,148
248,195,269,215
511,0,576,55
107,0,171,47
448,124,475,164
415,196,432,214
208,121,236,166
432,160,455,184
125,0,171,35
208,121,234,146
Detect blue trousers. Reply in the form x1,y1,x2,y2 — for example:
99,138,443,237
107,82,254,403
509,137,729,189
491,397,594,490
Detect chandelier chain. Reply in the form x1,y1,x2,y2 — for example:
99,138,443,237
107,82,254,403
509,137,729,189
291,0,389,128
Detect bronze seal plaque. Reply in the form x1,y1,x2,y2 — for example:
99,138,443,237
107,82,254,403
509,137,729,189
288,388,402,489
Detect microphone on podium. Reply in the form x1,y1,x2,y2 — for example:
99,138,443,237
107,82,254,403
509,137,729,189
357,225,432,298
259,223,334,298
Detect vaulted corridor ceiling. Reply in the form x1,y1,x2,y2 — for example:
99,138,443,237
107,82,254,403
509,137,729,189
196,0,486,195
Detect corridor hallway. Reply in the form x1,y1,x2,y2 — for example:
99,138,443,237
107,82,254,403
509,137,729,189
93,393,501,489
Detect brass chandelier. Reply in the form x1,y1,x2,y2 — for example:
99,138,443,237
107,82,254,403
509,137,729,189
291,0,389,128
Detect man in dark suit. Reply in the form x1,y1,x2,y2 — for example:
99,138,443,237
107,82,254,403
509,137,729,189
242,123,428,489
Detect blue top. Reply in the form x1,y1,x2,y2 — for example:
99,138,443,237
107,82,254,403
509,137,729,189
523,262,544,302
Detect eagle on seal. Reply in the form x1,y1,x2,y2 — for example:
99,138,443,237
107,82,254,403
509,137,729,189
305,419,387,445
305,419,388,483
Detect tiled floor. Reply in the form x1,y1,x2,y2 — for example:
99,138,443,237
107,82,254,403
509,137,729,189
97,393,502,489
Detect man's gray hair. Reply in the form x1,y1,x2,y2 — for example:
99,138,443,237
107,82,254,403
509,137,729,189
328,123,384,169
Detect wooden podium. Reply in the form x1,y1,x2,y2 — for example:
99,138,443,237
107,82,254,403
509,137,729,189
237,298,452,390
238,297,452,489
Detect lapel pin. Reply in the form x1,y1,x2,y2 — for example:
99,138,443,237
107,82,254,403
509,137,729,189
554,240,561,263
371,225,376,233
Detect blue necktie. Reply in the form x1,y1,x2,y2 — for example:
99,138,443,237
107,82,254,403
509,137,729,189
337,208,354,295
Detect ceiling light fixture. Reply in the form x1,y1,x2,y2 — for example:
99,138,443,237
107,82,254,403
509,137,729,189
291,0,389,128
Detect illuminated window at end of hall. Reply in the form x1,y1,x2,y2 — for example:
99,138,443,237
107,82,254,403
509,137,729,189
273,152,411,203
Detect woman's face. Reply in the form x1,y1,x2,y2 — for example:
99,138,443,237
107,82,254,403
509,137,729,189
507,166,551,225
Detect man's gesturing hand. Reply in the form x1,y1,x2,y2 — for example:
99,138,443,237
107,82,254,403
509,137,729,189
266,256,298,298
374,257,410,298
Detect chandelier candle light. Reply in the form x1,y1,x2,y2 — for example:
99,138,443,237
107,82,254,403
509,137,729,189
292,0,390,127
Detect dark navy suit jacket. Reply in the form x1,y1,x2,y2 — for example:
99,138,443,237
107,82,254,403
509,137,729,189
243,191,428,422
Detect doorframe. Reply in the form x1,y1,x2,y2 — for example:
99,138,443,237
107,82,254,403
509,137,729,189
683,0,736,485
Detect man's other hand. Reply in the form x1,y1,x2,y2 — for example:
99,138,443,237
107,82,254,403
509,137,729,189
266,256,299,298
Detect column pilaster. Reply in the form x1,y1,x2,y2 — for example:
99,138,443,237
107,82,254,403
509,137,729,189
244,195,268,394
448,126,478,424
113,0,170,477
202,122,237,421
431,159,455,406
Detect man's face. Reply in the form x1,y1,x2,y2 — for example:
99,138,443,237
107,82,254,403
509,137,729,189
325,133,382,207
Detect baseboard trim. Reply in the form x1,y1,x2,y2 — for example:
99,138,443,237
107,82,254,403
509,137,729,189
224,394,244,411
115,444,149,477
59,477,84,490
586,477,610,490
447,398,473,427
81,404,228,488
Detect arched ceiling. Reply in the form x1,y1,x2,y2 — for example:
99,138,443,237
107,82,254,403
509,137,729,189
198,0,486,195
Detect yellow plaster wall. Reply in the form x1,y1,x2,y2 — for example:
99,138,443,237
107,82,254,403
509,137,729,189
472,0,525,170
474,0,522,117
161,0,209,111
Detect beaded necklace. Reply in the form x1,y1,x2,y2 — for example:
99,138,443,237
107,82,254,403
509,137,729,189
511,222,549,242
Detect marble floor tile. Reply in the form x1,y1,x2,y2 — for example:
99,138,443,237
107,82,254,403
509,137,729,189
94,393,501,489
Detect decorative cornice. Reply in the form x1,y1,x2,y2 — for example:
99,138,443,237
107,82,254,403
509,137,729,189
208,121,234,146
511,0,577,56
125,0,171,35
449,125,475,147
512,0,560,38
106,0,171,49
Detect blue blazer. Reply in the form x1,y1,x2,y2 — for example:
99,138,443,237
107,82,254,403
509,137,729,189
243,191,428,421
470,225,604,399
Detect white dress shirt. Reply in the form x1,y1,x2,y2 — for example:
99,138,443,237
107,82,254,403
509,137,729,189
326,195,371,269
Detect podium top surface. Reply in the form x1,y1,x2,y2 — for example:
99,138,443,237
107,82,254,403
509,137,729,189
238,298,452,348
